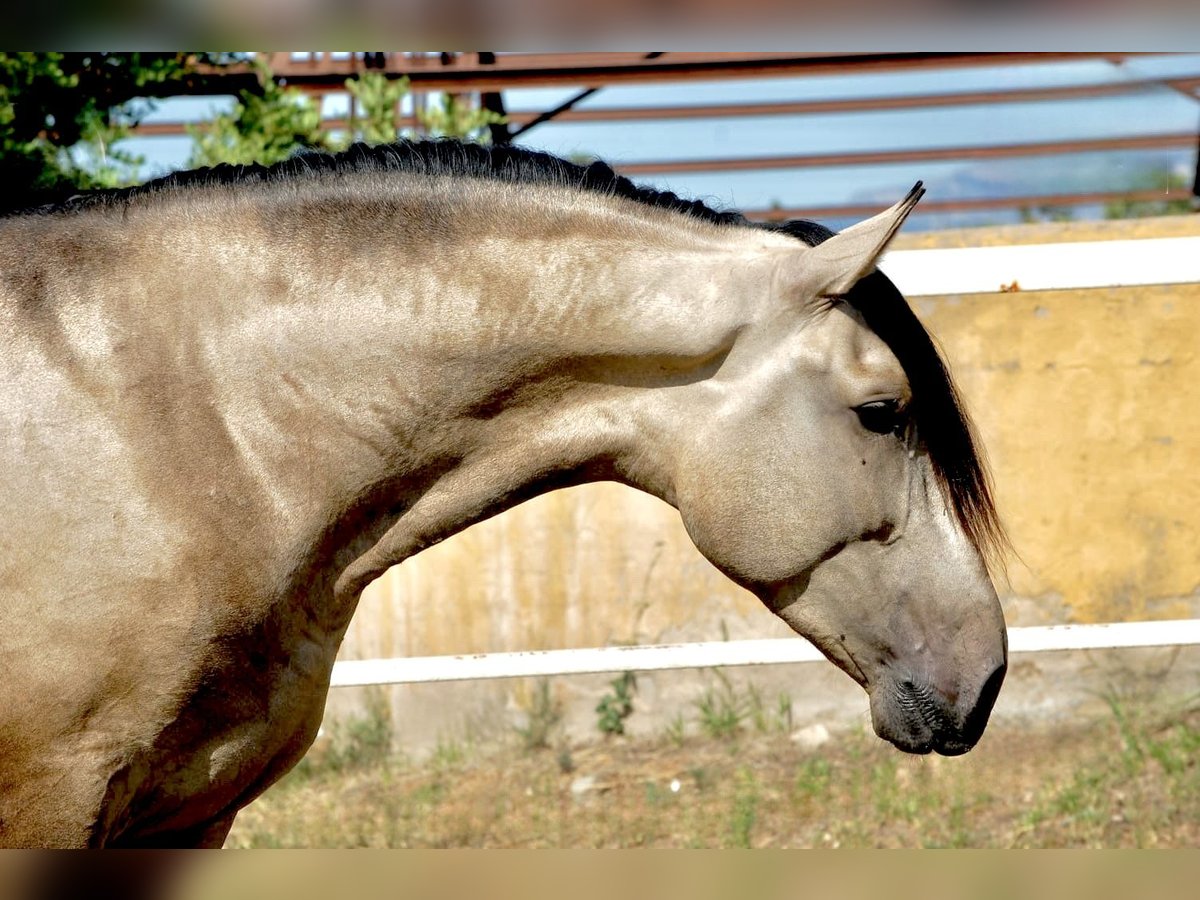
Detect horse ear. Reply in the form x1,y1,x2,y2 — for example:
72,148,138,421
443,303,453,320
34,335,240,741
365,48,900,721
788,182,925,297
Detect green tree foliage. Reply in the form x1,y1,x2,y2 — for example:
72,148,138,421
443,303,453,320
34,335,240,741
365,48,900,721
1018,168,1196,224
187,62,328,167
344,71,412,146
187,67,507,169
1103,169,1194,219
3,53,505,210
341,72,505,147
1017,203,1076,224
0,52,201,209
416,91,506,143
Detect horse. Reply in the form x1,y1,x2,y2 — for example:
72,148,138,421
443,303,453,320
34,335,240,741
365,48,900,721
0,140,1007,847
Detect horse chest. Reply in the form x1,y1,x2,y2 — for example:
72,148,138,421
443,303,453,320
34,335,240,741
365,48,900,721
106,617,337,844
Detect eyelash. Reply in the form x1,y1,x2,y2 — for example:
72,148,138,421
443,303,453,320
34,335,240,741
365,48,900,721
854,399,908,438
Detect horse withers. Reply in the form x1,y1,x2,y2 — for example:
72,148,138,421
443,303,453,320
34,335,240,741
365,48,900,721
0,141,1006,846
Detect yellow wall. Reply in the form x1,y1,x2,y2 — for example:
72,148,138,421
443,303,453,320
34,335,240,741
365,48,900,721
896,215,1200,624
920,282,1200,623
341,215,1200,665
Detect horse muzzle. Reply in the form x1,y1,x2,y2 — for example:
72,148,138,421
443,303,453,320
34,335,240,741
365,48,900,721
870,659,1007,756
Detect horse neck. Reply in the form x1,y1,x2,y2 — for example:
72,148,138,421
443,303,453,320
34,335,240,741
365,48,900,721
227,187,787,603
56,187,786,609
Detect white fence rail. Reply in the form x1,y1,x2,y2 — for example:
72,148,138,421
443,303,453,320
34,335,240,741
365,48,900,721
330,619,1200,688
887,236,1200,296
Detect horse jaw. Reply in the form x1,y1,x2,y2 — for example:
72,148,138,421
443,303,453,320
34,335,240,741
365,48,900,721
764,468,1007,757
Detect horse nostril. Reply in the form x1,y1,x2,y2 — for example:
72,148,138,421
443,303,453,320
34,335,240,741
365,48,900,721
895,678,950,730
891,662,1005,756
962,661,1007,743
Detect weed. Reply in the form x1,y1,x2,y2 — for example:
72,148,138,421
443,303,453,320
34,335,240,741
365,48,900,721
664,713,687,747
557,745,575,774
1101,689,1146,773
596,671,637,736
776,693,794,734
1144,706,1200,778
244,829,285,849
869,756,921,822
410,779,447,809
945,795,976,847
793,757,832,801
747,684,768,733
695,670,746,740
515,679,562,751
730,767,759,848
1050,769,1107,824
299,687,394,778
643,781,673,808
432,737,466,769
342,715,391,767
350,687,394,760
744,685,794,734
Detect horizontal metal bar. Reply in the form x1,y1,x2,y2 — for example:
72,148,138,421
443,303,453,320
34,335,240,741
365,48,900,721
746,188,1196,222
133,117,420,136
616,132,1198,176
501,77,1200,124
330,619,1200,688
140,128,1195,199
195,52,1140,93
134,75,1199,137
140,116,429,137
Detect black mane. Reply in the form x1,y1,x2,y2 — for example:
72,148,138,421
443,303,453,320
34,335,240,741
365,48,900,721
20,138,751,227
17,138,1003,565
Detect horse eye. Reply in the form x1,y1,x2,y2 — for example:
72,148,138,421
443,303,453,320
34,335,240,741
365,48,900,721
855,400,907,437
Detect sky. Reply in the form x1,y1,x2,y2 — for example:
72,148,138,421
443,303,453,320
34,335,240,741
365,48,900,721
121,53,1200,230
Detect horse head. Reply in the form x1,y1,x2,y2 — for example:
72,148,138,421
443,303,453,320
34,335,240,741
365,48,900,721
672,186,1007,755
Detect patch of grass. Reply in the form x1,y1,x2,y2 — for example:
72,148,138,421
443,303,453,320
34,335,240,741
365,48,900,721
227,692,1200,849
694,671,747,740
643,780,677,809
1102,689,1147,775
292,688,394,781
942,795,976,849
1011,697,1200,848
1141,693,1200,781
792,757,832,802
747,685,794,735
729,767,759,848
869,756,913,822
664,713,687,747
431,736,467,769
